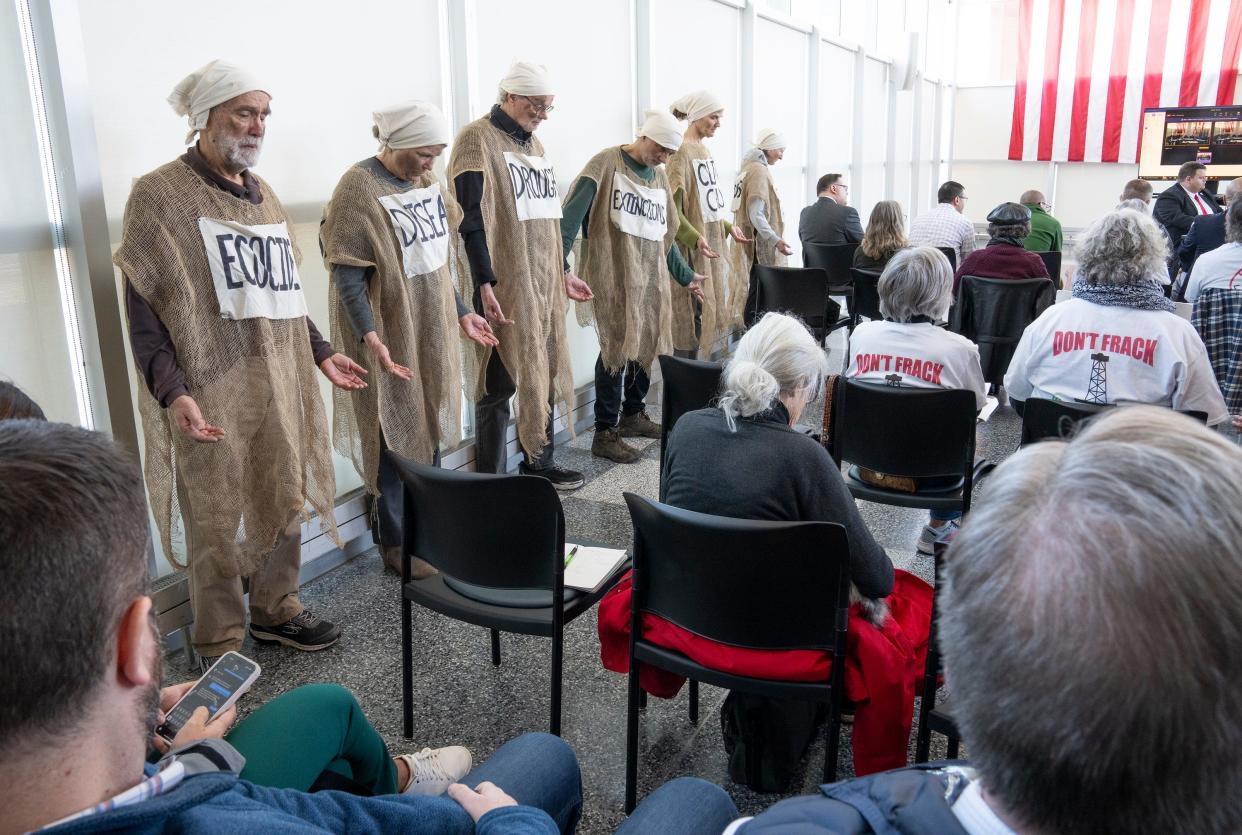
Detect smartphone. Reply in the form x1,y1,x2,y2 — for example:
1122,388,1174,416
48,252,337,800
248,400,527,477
155,651,260,745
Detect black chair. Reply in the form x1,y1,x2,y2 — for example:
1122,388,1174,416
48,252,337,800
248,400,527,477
914,540,959,762
950,275,1056,388
622,493,851,812
1019,397,1209,445
802,242,858,316
824,378,986,517
848,267,883,329
1035,250,1061,281
753,264,839,341
391,455,627,737
935,246,958,270
657,355,723,491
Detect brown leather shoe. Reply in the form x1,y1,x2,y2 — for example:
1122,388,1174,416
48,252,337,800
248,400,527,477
383,546,438,579
617,411,662,439
591,427,642,463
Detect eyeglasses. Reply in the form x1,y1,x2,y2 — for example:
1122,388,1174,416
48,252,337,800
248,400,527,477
519,96,555,116
1039,202,1052,211
833,183,850,192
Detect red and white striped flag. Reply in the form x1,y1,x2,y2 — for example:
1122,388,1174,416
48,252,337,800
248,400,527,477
1009,0,1242,162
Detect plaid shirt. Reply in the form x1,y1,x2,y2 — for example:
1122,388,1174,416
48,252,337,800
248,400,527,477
909,203,977,265
40,761,186,830
1191,288,1242,412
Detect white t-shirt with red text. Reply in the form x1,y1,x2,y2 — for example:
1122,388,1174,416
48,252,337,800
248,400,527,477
847,320,988,409
1004,298,1228,424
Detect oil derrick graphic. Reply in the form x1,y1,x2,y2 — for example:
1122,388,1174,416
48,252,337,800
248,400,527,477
1081,352,1109,404
885,373,903,386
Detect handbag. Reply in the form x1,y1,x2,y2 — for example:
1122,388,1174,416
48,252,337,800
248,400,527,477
820,373,918,493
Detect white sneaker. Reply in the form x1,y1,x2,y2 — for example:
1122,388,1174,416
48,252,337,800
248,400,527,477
917,520,960,556
397,746,473,796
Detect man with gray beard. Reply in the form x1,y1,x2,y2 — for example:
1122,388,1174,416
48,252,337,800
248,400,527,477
118,61,365,670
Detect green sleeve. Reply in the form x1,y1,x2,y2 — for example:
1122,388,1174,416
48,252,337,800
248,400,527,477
672,188,702,249
667,242,695,287
722,218,733,236
560,178,597,271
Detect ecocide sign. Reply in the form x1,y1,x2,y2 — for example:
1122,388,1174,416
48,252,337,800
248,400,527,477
199,217,308,321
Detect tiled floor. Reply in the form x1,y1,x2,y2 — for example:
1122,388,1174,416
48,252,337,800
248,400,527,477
165,332,1024,834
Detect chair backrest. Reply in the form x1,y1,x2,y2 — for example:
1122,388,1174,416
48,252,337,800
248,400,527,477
391,454,565,589
951,275,1056,386
802,242,858,289
1036,250,1061,281
827,378,977,478
624,493,850,651
848,267,883,324
657,354,725,483
754,265,832,336
1019,397,1112,445
936,246,958,270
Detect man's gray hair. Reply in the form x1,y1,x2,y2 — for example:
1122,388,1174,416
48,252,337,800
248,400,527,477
1073,207,1169,287
718,312,828,431
497,87,514,106
1116,197,1150,212
878,246,953,322
941,406,1242,835
1226,197,1242,244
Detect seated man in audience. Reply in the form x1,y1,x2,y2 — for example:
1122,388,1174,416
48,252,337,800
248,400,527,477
719,406,1242,834
953,203,1049,294
908,180,975,266
1005,208,1230,425
799,173,864,247
1018,189,1061,251
1118,177,1153,208
1179,176,1242,275
0,420,582,835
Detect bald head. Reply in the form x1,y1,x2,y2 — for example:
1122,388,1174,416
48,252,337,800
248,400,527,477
1019,189,1044,205
1225,177,1242,204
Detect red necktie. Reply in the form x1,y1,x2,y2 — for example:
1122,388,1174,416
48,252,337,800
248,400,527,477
1193,193,1210,214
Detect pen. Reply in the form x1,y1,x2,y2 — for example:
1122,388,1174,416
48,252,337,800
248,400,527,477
564,545,579,567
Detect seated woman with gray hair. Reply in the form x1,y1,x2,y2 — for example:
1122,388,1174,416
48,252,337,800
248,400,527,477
1006,207,1232,426
597,312,934,786
847,247,987,555
953,201,1050,294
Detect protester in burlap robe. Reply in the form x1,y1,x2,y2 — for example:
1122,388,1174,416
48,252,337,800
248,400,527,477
448,61,593,490
729,128,794,328
667,90,751,358
561,111,707,463
322,101,498,578
116,61,366,661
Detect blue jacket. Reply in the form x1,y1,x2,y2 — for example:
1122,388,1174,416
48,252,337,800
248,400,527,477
1178,211,1227,273
740,763,974,835
45,769,558,835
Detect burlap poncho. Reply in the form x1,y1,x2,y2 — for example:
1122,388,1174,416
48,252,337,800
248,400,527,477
728,159,787,325
667,141,731,353
568,147,675,372
321,162,465,493
448,116,574,458
115,159,337,577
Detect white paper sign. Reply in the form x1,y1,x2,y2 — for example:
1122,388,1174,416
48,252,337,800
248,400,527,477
377,183,451,277
693,157,726,223
198,218,308,321
503,151,562,221
730,170,745,214
608,171,668,242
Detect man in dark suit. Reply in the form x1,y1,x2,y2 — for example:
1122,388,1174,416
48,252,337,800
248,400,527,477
1178,176,1242,273
1154,161,1221,254
798,173,864,247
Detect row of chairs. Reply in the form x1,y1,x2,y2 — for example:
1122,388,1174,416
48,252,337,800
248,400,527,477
391,352,1133,810
801,241,1061,284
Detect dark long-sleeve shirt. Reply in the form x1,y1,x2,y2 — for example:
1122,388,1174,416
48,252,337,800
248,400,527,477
454,105,534,288
661,402,894,599
124,144,333,408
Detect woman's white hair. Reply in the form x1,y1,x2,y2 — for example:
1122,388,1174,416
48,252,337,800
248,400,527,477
878,246,954,322
1074,207,1170,287
718,312,828,431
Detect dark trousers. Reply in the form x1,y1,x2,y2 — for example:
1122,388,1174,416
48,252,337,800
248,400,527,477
594,355,650,431
474,347,555,474
375,434,440,549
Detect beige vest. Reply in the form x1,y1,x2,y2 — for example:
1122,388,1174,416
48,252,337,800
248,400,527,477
321,162,465,492
448,116,574,459
728,159,787,326
569,147,674,372
667,141,732,353
114,159,337,577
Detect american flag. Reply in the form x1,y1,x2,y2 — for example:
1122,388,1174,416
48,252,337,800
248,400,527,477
1008,0,1242,162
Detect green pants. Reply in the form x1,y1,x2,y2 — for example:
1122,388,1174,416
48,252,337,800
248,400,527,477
226,683,398,794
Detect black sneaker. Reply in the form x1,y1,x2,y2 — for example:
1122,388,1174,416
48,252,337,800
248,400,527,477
196,654,220,676
518,462,584,491
249,609,341,651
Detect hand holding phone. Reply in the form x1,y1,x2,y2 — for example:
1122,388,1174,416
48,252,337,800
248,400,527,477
155,652,259,747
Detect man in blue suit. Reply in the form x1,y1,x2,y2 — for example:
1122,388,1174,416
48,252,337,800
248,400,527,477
1179,176,1242,273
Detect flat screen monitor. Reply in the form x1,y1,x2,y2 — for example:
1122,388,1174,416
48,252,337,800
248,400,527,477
1139,105,1242,181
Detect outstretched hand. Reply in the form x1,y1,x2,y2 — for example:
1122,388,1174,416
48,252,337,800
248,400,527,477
564,271,594,302
170,395,225,443
696,237,719,260
776,239,794,256
730,226,751,244
363,333,413,380
460,313,500,347
320,353,369,390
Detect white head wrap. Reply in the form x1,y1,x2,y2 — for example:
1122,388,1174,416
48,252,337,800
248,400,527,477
669,90,725,124
372,100,451,151
168,60,267,145
498,61,554,96
638,110,684,151
754,128,787,151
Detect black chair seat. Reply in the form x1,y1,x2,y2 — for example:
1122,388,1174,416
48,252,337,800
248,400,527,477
405,573,613,636
633,642,834,702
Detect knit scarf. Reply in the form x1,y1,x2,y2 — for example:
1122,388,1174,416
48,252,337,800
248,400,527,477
1071,275,1175,311
986,235,1025,249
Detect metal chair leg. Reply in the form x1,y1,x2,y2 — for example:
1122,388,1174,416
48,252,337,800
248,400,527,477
550,632,563,736
402,598,414,739
639,689,648,710
490,628,501,666
823,699,841,783
625,660,641,814
689,679,699,724
947,734,960,759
